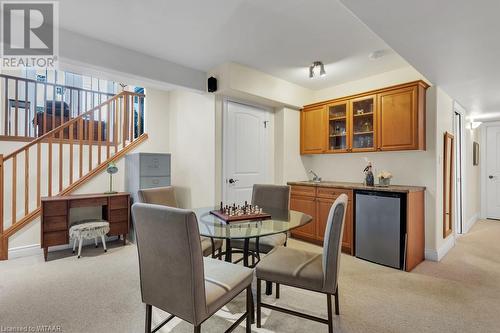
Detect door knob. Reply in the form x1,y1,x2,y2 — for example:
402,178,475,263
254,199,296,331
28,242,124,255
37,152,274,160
228,178,239,184
489,175,494,179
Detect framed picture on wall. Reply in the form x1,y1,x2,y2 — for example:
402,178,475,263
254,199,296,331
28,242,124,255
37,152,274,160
473,142,479,166
443,132,454,238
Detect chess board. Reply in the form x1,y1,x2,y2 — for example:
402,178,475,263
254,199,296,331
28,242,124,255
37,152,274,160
210,209,271,222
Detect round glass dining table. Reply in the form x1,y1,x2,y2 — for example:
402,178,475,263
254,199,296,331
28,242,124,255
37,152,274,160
194,207,312,267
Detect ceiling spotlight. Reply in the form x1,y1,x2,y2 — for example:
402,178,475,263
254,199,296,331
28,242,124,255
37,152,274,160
368,50,386,60
309,61,326,79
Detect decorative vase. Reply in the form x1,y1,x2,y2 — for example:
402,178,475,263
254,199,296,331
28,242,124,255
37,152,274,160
379,177,391,187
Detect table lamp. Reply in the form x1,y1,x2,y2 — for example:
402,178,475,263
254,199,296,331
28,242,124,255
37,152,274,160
105,162,118,194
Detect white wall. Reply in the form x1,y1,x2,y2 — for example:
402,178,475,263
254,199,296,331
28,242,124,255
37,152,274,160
312,67,428,102
463,120,481,231
433,87,456,255
168,90,216,208
209,63,312,109
274,107,309,184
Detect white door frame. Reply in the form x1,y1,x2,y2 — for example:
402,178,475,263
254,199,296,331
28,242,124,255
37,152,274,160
221,98,273,202
480,121,500,219
453,103,465,233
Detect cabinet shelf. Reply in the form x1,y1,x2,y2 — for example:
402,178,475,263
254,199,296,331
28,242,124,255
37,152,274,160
329,116,346,121
330,134,346,137
353,112,374,118
353,131,374,135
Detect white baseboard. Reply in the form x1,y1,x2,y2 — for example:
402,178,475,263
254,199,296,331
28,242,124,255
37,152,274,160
463,212,480,233
8,244,43,259
8,236,121,259
424,235,456,262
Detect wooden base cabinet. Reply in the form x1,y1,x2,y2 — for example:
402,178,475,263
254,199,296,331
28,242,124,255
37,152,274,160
290,185,354,255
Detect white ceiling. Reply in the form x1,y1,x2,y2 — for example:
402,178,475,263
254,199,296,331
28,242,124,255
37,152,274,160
58,0,408,90
341,0,500,117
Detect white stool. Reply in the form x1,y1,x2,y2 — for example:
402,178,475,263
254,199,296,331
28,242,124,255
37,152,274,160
69,220,110,258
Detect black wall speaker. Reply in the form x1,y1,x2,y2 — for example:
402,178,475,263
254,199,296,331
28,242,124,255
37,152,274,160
207,76,217,93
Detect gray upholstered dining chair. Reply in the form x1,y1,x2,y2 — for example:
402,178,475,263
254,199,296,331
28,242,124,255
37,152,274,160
132,203,254,333
231,184,290,256
138,186,223,258
255,194,348,333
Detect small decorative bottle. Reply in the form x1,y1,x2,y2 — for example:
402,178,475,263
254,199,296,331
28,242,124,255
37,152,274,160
364,162,375,186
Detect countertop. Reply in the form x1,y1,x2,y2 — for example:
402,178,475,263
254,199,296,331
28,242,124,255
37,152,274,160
287,181,425,193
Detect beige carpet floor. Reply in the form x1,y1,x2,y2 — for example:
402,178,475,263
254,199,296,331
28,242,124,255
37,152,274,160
1,220,500,333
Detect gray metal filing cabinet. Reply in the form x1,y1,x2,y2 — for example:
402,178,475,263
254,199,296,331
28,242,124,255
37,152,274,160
125,152,171,203
126,152,171,241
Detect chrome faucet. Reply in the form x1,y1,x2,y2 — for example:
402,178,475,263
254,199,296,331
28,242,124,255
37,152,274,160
309,170,322,183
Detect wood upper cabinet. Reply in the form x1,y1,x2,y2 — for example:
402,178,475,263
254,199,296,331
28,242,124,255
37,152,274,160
350,95,376,152
300,105,326,154
300,80,429,155
377,83,426,151
326,101,350,153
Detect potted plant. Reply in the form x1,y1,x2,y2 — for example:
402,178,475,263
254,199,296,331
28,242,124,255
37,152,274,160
377,171,392,187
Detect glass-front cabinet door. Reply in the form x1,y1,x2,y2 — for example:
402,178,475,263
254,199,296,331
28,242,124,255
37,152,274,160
350,95,376,152
326,101,349,153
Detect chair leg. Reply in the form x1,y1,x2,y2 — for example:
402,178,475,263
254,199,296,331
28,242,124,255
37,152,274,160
145,304,152,333
327,294,333,333
101,235,107,252
193,325,201,333
72,237,77,254
94,237,98,248
256,279,262,328
77,236,83,258
246,285,252,332
334,286,340,315
276,283,280,299
265,281,272,295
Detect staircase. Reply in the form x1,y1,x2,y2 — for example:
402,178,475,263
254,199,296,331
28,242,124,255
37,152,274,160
0,88,148,260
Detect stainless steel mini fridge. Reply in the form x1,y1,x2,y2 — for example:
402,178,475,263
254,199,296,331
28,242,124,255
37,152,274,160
355,190,406,270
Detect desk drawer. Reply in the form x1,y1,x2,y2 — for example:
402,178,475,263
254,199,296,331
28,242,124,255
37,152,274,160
70,197,108,208
109,195,129,210
108,222,128,236
290,185,316,197
43,231,68,247
43,215,67,232
109,208,128,223
317,187,352,199
43,201,67,217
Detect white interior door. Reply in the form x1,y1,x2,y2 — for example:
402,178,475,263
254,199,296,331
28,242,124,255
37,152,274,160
223,100,271,203
486,126,500,218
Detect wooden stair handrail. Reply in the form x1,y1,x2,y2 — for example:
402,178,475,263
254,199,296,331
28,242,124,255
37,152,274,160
3,91,141,161
0,73,116,98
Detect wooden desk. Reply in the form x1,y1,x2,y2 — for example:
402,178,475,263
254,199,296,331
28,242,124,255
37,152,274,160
41,192,130,261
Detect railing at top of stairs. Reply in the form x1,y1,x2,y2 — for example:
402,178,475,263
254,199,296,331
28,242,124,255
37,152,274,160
0,90,148,260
